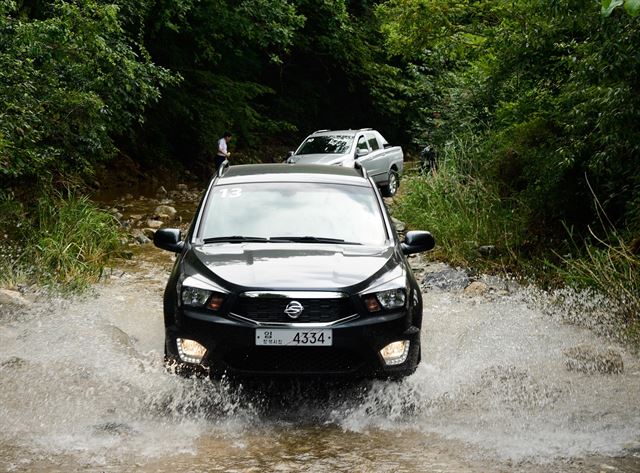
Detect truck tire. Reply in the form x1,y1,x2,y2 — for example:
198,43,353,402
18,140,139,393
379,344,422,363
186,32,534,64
381,170,399,197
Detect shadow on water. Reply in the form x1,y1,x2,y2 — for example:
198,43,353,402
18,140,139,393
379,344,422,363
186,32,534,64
211,377,403,423
139,370,416,427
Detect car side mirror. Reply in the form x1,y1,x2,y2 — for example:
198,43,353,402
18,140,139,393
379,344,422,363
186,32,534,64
355,147,369,158
154,228,184,253
401,231,435,255
285,150,295,163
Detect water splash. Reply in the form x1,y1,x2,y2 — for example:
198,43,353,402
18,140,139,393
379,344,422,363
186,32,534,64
1,266,639,470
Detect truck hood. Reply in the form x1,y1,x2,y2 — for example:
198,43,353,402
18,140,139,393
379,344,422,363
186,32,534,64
190,243,398,290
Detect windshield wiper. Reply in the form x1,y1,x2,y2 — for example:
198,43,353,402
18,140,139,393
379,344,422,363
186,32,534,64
203,235,363,245
270,236,362,245
203,235,269,244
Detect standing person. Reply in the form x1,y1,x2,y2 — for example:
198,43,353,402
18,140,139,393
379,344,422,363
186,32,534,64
420,144,438,176
215,131,232,173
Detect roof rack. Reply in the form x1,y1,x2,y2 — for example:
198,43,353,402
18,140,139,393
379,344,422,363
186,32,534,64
313,129,330,134
358,128,373,131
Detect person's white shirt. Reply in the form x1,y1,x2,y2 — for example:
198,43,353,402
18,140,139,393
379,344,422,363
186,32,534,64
217,137,228,157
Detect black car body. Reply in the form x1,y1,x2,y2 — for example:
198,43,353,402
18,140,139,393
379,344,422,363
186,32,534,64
154,164,434,379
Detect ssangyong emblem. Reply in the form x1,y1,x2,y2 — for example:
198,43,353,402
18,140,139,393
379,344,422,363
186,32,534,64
284,301,304,319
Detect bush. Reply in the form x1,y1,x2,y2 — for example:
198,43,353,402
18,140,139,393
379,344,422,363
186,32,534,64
392,139,526,269
0,189,121,291
558,232,640,344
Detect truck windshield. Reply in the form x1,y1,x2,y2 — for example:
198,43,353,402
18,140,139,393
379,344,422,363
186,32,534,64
199,182,387,246
297,135,354,154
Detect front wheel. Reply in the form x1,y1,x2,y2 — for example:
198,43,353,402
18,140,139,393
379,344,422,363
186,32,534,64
381,170,399,197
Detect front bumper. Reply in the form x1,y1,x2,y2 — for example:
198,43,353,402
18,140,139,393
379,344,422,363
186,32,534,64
166,309,421,379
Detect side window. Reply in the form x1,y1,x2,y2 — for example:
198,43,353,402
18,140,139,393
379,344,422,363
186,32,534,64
375,131,390,149
357,136,369,152
366,133,380,151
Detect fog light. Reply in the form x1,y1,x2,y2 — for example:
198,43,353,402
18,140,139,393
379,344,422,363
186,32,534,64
176,338,207,364
380,340,410,366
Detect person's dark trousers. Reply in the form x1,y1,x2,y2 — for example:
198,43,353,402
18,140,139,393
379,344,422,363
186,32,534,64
214,155,226,174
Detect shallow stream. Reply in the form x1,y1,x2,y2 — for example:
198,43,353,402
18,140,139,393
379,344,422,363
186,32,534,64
1,189,639,472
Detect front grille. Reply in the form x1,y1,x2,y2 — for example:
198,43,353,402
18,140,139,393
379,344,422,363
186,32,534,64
234,296,355,324
224,347,364,374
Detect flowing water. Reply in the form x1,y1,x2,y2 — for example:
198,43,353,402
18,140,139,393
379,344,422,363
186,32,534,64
1,191,639,472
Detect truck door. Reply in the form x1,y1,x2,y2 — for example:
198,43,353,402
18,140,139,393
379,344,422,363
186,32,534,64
360,132,386,182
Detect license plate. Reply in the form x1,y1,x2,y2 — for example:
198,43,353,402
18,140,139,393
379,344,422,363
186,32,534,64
255,328,332,346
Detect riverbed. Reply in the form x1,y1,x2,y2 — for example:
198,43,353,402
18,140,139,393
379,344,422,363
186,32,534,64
1,187,639,472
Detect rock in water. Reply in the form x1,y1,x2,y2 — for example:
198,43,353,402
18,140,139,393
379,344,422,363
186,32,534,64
564,344,624,374
0,289,30,307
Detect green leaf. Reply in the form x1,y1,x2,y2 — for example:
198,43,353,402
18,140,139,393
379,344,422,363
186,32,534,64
624,0,640,16
602,0,624,16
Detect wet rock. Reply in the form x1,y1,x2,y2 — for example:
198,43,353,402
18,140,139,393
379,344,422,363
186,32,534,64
474,365,561,408
142,228,156,239
176,183,188,191
129,214,143,221
478,245,498,256
477,274,516,294
564,344,624,374
391,217,406,233
408,254,427,272
146,219,163,229
102,323,137,351
131,230,151,245
464,281,489,296
154,205,177,218
108,208,123,220
93,422,135,436
422,262,470,291
0,289,30,306
1,356,29,369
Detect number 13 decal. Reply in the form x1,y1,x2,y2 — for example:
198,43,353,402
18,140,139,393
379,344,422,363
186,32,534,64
218,188,242,198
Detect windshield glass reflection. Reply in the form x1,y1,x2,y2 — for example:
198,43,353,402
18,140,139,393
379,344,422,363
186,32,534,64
200,183,386,246
298,135,354,154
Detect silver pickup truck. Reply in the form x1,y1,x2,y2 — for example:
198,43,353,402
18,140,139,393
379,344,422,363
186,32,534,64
286,128,404,196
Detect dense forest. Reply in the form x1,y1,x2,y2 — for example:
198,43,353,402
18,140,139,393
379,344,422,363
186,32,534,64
1,0,639,325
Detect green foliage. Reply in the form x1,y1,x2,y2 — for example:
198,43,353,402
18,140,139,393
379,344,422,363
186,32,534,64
393,142,527,268
129,0,307,161
378,0,640,235
0,0,175,180
0,189,121,290
602,0,640,16
379,0,640,331
557,230,640,345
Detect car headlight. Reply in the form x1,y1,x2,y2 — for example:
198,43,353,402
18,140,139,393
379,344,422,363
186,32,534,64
362,288,406,312
181,286,225,310
176,338,207,364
